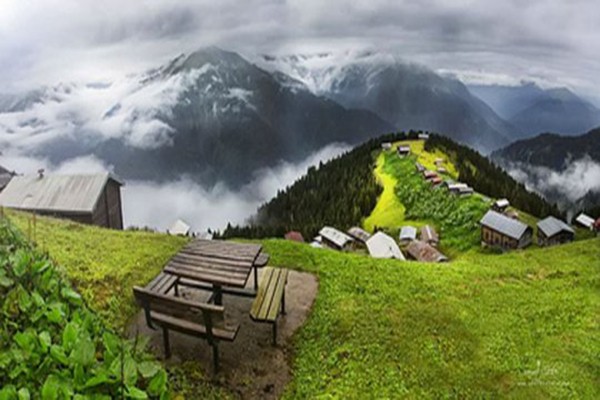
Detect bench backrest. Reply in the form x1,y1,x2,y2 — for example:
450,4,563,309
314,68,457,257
133,286,225,330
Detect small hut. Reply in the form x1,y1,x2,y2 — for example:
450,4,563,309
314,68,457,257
397,145,411,157
420,225,439,246
418,133,430,140
537,216,574,247
381,142,392,151
430,176,443,186
423,170,437,180
318,226,354,251
480,210,532,250
415,162,425,172
168,219,191,236
406,241,448,263
284,231,305,243
399,226,417,243
347,227,371,244
575,213,595,230
366,232,405,260
0,172,124,229
492,198,510,212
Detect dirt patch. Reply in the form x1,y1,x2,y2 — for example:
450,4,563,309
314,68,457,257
128,270,318,399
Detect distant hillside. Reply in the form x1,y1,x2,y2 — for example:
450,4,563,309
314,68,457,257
223,132,559,239
492,128,600,171
469,83,600,138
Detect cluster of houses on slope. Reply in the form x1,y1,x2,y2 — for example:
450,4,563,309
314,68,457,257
286,224,448,263
479,198,595,250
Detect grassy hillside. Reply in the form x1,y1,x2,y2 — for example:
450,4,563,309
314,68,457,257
7,211,189,330
265,238,600,399
7,211,599,398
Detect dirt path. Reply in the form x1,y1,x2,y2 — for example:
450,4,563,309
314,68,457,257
128,270,318,399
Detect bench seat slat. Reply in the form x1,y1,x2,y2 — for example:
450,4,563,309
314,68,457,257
250,268,274,320
266,270,289,320
146,272,178,294
149,311,239,342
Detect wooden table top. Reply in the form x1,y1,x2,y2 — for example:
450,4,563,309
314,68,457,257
164,239,263,288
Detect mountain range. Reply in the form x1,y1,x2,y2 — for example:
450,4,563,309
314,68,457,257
1,47,599,188
469,83,600,138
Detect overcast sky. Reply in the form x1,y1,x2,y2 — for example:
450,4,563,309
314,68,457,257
1,0,600,99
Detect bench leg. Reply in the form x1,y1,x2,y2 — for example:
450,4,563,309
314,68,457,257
281,290,286,315
212,343,220,373
162,328,171,359
213,285,223,305
174,282,179,297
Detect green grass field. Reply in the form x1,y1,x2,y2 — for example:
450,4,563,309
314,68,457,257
7,210,189,330
6,211,599,398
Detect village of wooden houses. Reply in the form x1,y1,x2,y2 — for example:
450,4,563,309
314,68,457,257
0,133,598,399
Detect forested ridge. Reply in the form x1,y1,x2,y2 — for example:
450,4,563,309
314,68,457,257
222,131,561,239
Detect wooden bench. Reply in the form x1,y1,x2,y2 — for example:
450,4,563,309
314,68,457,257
250,267,289,345
133,286,239,372
144,271,179,295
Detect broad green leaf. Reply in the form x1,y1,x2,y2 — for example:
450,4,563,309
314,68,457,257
147,369,167,396
31,291,45,307
102,332,120,356
126,386,148,399
74,364,86,388
0,385,17,400
62,322,79,351
137,361,160,378
50,345,69,366
84,372,110,388
17,286,32,312
39,331,52,352
11,250,30,277
110,355,138,387
45,306,63,324
0,274,13,288
61,286,82,305
70,335,95,367
41,375,60,400
17,388,30,400
14,329,36,353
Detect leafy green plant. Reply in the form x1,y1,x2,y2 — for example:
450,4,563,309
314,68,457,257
0,219,168,399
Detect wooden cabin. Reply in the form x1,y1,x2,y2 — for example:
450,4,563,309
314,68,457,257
0,165,15,192
366,232,405,260
399,226,417,243
575,213,595,230
381,142,393,151
318,226,354,251
537,216,574,247
168,219,191,236
492,198,510,212
284,231,305,243
347,227,371,244
0,172,124,229
423,170,438,180
480,210,532,250
415,162,425,172
406,240,448,263
397,145,411,157
418,133,430,140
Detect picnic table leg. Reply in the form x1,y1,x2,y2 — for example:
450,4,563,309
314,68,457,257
213,285,223,305
212,343,220,373
162,328,171,359
253,265,258,290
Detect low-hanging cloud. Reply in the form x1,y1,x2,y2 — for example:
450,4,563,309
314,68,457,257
122,143,351,232
506,156,600,205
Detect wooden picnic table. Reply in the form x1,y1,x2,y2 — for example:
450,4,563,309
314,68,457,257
163,239,264,305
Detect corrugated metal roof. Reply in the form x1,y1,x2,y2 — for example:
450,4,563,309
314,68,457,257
575,213,595,228
494,199,510,208
0,173,121,213
399,226,417,241
366,232,405,260
406,240,448,263
319,226,353,248
347,227,371,243
168,219,191,236
480,210,530,240
537,216,574,237
420,225,439,243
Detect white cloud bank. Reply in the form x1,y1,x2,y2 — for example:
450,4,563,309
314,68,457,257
506,156,600,203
